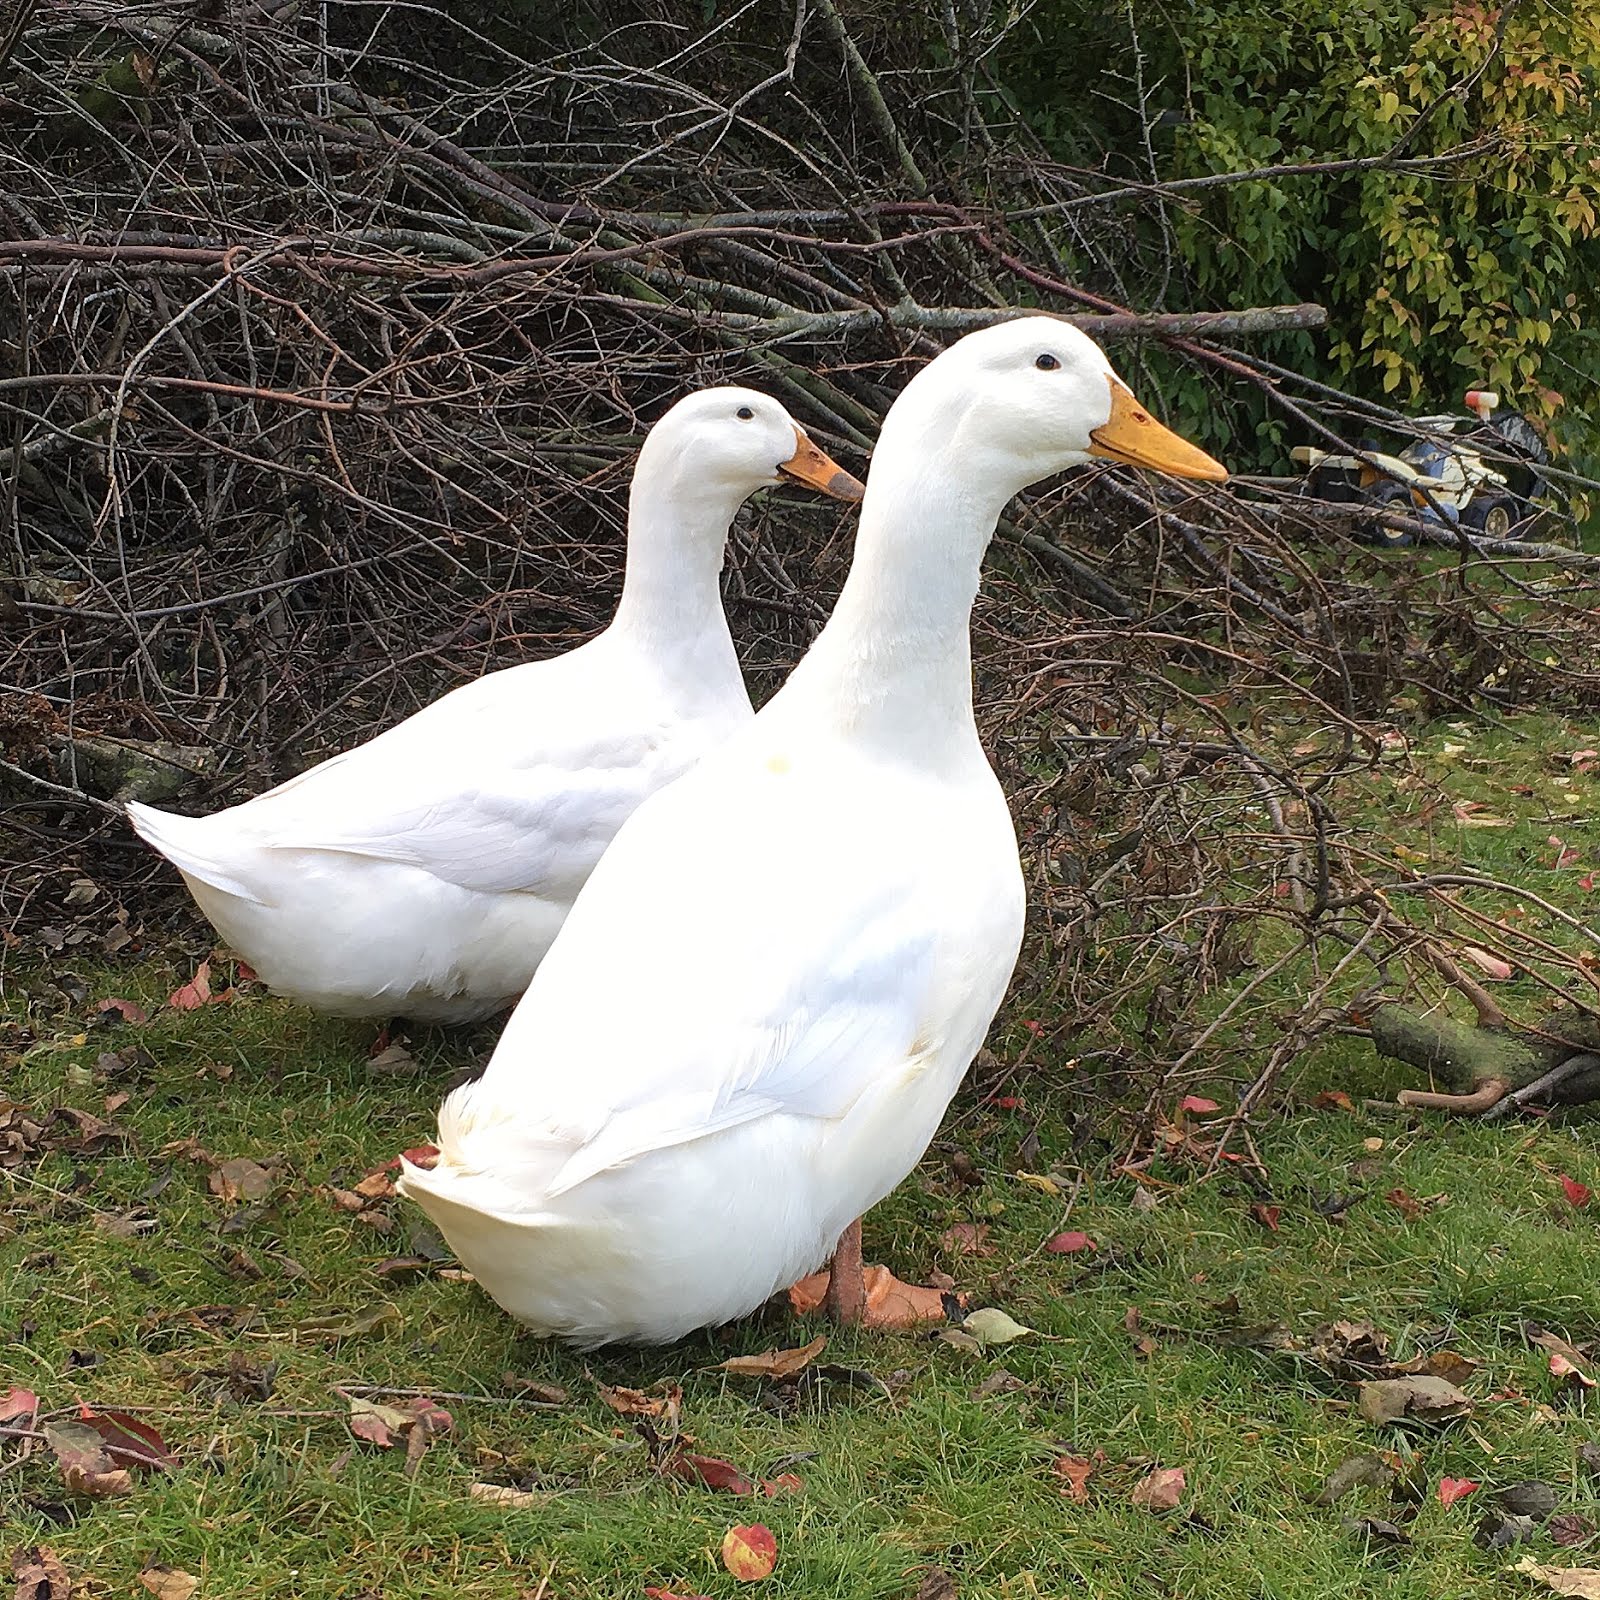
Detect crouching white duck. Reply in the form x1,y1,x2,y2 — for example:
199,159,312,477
399,317,1226,1343
128,390,862,1021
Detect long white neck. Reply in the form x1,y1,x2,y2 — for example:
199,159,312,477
773,395,1023,767
609,447,748,660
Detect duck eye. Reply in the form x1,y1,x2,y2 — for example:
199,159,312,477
1035,353,1060,372
737,406,754,420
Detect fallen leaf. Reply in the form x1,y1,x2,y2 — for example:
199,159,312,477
1344,1515,1410,1545
1514,1557,1600,1598
644,1591,712,1600
1313,1090,1356,1112
1460,946,1514,980
962,1307,1034,1346
1551,1352,1597,1388
720,1523,777,1581
1551,1513,1596,1547
596,1383,682,1423
469,1481,540,1509
296,1303,402,1340
1357,1373,1473,1425
1250,1203,1281,1231
760,1472,804,1497
1130,1465,1186,1512
10,1548,71,1600
668,1453,754,1496
346,1394,453,1452
41,1420,133,1498
1480,1512,1541,1550
95,997,147,1025
1500,1482,1559,1521
1045,1231,1096,1255
939,1222,993,1256
1452,800,1513,828
1396,1349,1478,1386
1313,1451,1395,1505
1386,1188,1424,1222
1053,1453,1097,1503
914,1571,958,1600
0,1386,40,1425
1013,1171,1062,1196
209,1157,274,1204
1178,1095,1221,1114
718,1336,826,1381
1439,1477,1480,1507
137,1564,199,1600
168,962,213,1010
1561,1175,1592,1208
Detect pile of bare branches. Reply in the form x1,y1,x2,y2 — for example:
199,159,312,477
5,0,1600,1139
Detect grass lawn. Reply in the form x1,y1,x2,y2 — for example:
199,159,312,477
4,713,1599,1599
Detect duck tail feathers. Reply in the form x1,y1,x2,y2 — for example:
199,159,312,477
126,801,268,904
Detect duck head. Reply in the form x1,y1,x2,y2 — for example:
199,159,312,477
876,316,1226,508
637,387,864,506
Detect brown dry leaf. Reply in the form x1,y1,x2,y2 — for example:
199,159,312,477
138,1564,199,1600
1130,1465,1186,1512
11,1547,72,1600
1313,1451,1395,1505
353,1169,396,1201
718,1335,827,1381
595,1382,682,1426
296,1303,402,1340
914,1570,959,1600
1053,1452,1099,1503
1357,1373,1473,1424
41,1420,133,1498
468,1481,540,1509
1513,1557,1600,1598
209,1157,274,1204
1395,1349,1477,1386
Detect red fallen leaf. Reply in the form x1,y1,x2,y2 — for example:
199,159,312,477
1250,1203,1281,1232
1130,1465,1186,1512
1022,1019,1043,1036
668,1453,754,1496
940,1222,993,1256
987,1095,1023,1110
1582,874,1596,892
75,1405,177,1473
1560,1174,1592,1208
401,1144,440,1170
644,1590,712,1600
234,959,259,983
1178,1095,1221,1114
168,961,212,1010
1437,1476,1479,1507
1385,1187,1424,1222
1550,835,1582,869
95,997,147,1025
1459,946,1513,980
1313,1090,1356,1112
0,1386,40,1426
760,1473,804,1497
721,1524,777,1582
1045,1231,1096,1255
1550,1352,1597,1387
1053,1453,1097,1503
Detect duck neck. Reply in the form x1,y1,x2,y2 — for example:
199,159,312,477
609,457,746,658
784,432,1017,765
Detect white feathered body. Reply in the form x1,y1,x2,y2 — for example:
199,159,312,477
400,702,1024,1344
129,623,750,1020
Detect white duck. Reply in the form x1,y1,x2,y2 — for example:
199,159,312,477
128,389,862,1022
398,317,1226,1344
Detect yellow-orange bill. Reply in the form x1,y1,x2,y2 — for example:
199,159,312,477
778,427,865,501
1088,377,1228,482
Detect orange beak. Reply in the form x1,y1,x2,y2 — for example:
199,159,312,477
778,427,865,501
1088,377,1228,482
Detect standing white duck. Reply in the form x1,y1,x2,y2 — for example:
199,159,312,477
127,389,862,1022
398,317,1226,1344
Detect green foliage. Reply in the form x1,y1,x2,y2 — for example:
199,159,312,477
1003,1,1600,467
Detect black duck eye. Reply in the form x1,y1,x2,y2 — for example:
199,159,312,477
737,405,754,420
1035,353,1060,372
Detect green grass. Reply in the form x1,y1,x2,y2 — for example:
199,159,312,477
3,712,1598,1599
